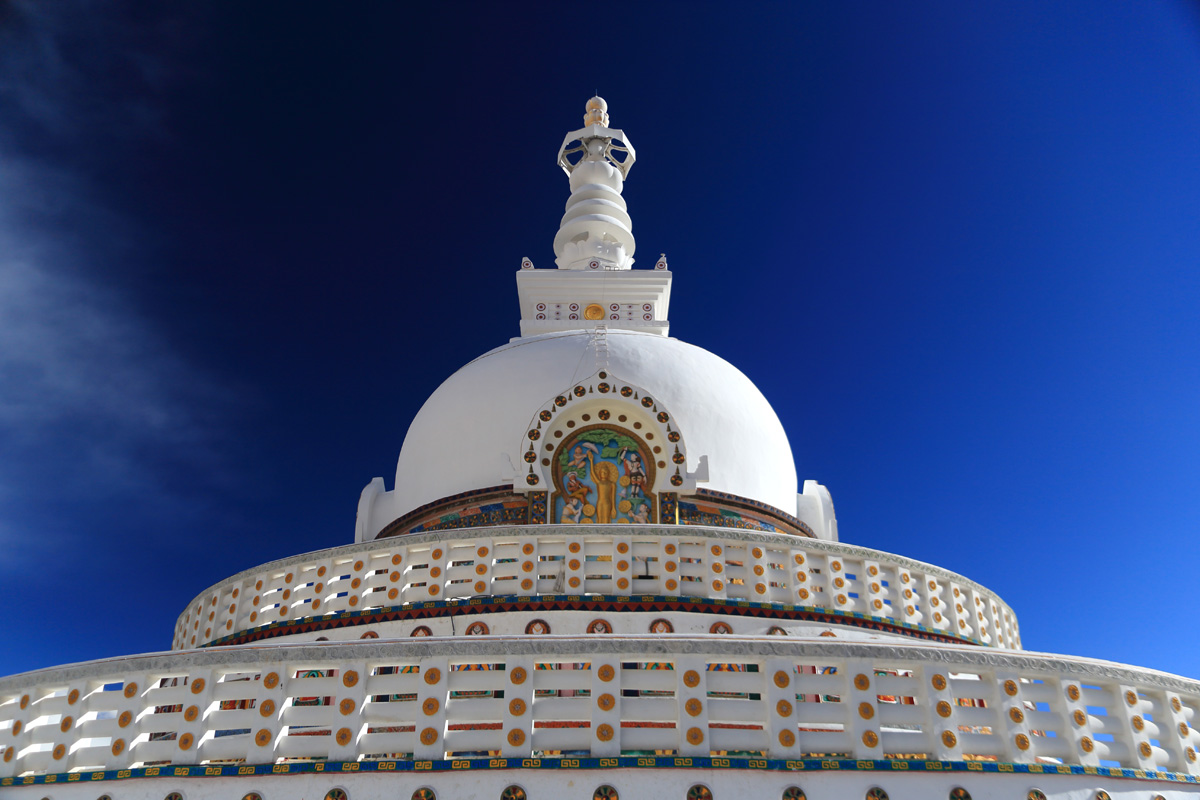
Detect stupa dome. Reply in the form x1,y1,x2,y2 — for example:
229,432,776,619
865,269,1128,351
386,329,798,527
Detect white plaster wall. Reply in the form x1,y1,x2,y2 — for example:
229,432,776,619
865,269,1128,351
385,330,798,533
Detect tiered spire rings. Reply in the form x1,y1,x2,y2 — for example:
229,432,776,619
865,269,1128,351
554,97,638,270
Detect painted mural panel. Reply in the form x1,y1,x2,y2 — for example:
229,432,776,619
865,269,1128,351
553,425,655,524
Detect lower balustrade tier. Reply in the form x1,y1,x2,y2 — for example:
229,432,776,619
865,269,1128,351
173,525,1021,651
3,636,1198,781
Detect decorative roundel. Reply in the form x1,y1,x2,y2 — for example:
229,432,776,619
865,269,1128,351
643,313,653,321
595,785,619,800
598,409,610,420
589,619,613,634
536,313,546,320
413,790,437,800
555,395,568,407
649,618,674,634
687,785,713,800
598,382,610,393
589,260,600,269
525,619,551,635
668,430,681,442
609,313,619,320
526,473,540,486
672,451,686,464
768,625,787,636
523,450,537,463
569,303,580,311
641,396,654,408
569,313,579,320
466,621,490,636
670,474,683,486
573,385,587,397
411,625,432,637
709,621,733,634
949,789,972,800
527,428,540,440
620,386,633,397
657,412,669,423
536,303,546,311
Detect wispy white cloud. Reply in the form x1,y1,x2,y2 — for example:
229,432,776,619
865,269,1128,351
0,2,234,560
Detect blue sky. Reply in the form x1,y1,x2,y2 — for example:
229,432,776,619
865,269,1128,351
1,2,1198,679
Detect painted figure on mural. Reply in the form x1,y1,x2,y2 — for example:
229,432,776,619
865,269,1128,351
619,446,646,498
588,454,619,523
564,471,591,505
561,496,583,523
631,502,651,524
568,443,597,470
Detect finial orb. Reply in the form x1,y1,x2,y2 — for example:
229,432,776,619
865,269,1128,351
583,96,610,127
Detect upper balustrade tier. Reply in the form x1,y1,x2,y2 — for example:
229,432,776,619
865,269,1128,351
173,526,1020,651
3,637,1199,785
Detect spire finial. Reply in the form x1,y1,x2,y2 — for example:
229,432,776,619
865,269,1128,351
584,95,609,127
553,97,638,270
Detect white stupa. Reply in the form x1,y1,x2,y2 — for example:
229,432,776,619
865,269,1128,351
2,98,1198,800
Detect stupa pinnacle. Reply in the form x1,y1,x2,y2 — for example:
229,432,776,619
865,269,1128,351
554,96,637,271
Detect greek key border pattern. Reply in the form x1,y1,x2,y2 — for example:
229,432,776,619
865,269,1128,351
4,756,1198,788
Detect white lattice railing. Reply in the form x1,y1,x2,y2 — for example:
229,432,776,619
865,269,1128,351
2,638,1198,779
172,526,1019,650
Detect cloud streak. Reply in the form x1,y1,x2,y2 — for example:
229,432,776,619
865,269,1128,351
0,2,234,560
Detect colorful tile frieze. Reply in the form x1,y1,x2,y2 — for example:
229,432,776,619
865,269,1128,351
678,501,780,534
377,485,515,538
6,757,1196,786
376,484,815,538
659,492,678,524
204,593,978,648
528,491,548,524
690,488,816,538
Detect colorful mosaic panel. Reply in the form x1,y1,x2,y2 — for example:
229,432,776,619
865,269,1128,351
6,757,1197,788
407,498,528,535
659,492,678,524
678,500,780,533
553,425,655,525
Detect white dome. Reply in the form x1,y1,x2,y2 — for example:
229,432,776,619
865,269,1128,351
390,329,798,521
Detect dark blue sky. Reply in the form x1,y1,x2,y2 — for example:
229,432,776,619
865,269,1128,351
2,2,1198,678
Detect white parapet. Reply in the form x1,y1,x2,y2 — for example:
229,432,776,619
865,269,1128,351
3,637,1200,783
169,525,1020,651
